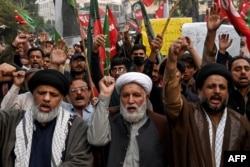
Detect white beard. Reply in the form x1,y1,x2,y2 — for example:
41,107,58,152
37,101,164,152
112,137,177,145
120,100,147,123
32,101,61,123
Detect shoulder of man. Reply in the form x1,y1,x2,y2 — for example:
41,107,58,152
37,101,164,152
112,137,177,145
0,109,25,126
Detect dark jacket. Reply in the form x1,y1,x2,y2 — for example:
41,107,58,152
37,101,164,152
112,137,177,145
0,109,93,167
166,97,250,167
228,88,250,121
102,110,168,167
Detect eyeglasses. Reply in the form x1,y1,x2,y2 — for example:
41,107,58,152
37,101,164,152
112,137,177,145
69,86,89,93
111,67,126,73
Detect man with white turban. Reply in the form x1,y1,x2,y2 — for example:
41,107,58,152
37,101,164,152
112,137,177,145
88,72,168,167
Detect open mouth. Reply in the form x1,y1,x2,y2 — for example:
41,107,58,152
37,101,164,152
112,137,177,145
39,104,51,113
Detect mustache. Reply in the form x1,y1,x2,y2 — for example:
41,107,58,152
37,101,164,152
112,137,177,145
75,65,83,68
125,104,138,109
239,76,248,80
210,95,222,101
75,95,84,100
39,103,51,109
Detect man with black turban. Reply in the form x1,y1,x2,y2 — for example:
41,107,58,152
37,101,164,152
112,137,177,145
0,69,93,167
163,36,250,167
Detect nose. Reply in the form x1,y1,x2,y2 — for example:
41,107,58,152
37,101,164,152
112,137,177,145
128,95,135,104
214,87,220,94
76,89,82,94
43,93,51,102
241,68,247,74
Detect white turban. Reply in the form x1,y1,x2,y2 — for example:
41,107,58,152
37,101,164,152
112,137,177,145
115,72,152,95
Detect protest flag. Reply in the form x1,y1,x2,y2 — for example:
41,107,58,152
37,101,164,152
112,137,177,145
155,3,164,18
218,0,250,50
103,5,111,76
55,0,81,46
102,5,118,75
79,6,105,27
133,1,155,41
107,6,118,58
14,10,36,29
127,18,141,32
142,0,154,7
239,0,250,27
87,0,104,75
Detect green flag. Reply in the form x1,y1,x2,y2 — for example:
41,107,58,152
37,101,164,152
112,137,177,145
14,10,36,29
103,5,110,76
55,0,81,46
87,0,103,74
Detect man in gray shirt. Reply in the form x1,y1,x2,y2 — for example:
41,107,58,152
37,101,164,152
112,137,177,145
88,72,168,167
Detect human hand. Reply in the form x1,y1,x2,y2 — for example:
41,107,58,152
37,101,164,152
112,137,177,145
12,70,26,87
12,33,29,48
218,34,232,54
150,34,163,53
91,97,98,106
185,36,195,52
92,34,106,53
99,76,115,97
168,36,188,62
206,4,227,32
0,63,16,82
50,48,67,65
38,32,49,43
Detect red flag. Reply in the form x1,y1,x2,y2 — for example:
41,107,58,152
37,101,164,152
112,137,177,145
132,3,143,20
214,0,229,21
155,3,164,18
219,0,250,50
79,14,89,27
127,19,141,32
107,7,118,57
240,0,249,12
239,0,250,24
14,12,28,25
142,0,154,7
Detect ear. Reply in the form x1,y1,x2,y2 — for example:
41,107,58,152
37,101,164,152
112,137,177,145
146,94,150,100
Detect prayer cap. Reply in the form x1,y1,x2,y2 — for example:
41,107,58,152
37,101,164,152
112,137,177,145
115,72,152,94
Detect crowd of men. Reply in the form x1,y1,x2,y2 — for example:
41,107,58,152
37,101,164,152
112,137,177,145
0,4,250,167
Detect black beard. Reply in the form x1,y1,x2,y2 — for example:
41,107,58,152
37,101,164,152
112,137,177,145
71,70,85,76
199,95,227,114
234,81,250,89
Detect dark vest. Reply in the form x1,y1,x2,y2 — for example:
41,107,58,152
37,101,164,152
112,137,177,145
105,113,167,167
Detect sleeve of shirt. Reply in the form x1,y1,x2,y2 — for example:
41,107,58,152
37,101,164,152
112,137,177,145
1,84,21,110
163,67,183,119
87,95,111,146
0,45,16,65
201,43,217,67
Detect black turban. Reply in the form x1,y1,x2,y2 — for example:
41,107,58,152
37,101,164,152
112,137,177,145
196,63,232,89
28,69,69,96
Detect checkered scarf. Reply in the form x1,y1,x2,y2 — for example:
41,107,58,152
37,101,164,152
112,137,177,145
205,108,227,167
14,107,71,167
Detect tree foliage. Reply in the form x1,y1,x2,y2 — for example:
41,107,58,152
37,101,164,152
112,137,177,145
172,0,200,22
0,0,47,43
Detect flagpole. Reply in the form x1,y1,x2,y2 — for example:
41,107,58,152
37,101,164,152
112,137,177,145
161,0,179,36
73,0,96,97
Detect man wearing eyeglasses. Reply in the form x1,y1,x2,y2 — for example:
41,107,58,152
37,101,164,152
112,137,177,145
65,78,94,126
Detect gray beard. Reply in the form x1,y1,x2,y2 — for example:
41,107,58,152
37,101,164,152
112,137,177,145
32,101,61,123
120,100,147,123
